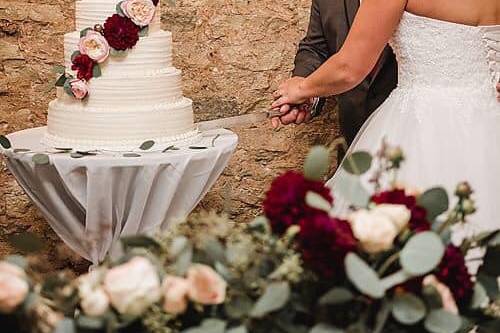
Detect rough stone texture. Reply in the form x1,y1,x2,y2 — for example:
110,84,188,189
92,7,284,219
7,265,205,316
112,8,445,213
0,0,341,271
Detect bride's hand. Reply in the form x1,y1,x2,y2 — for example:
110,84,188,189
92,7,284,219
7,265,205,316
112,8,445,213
497,83,500,102
272,77,309,108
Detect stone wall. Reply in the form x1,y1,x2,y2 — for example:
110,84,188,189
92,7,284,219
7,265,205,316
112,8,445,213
0,0,341,271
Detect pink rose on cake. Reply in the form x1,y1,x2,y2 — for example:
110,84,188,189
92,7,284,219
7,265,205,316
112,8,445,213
120,0,156,27
69,79,89,100
78,31,110,63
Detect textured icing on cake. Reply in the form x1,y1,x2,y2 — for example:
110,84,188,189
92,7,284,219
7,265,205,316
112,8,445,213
44,0,198,151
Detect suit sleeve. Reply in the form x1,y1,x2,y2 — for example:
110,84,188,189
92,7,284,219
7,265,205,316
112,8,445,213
292,0,330,78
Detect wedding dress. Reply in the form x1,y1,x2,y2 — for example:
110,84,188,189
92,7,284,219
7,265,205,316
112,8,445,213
327,12,500,233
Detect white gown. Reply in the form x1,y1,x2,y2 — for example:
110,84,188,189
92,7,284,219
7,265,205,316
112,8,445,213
327,12,500,233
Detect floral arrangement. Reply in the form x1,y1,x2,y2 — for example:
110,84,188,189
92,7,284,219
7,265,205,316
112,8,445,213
54,0,160,100
1,144,500,333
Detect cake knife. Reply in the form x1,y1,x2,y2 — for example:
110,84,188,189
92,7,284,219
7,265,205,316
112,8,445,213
196,110,283,131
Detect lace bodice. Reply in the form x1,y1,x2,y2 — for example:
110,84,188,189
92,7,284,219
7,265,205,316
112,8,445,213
390,12,500,95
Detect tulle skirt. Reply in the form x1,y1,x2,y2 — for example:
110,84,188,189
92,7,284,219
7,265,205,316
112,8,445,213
327,84,500,235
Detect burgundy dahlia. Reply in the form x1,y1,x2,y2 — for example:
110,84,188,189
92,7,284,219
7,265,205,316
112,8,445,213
436,245,474,304
71,54,95,81
298,214,357,278
103,14,140,51
263,171,333,235
372,189,431,232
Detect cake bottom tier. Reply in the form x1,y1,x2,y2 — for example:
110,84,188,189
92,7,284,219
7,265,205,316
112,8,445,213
44,97,200,151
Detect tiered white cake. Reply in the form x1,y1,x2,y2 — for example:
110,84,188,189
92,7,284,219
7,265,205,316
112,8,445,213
43,0,199,150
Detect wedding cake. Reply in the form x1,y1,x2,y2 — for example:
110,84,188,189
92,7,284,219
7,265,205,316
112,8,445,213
43,0,199,150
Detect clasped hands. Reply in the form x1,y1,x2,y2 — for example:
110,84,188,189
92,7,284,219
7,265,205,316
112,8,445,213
270,77,313,128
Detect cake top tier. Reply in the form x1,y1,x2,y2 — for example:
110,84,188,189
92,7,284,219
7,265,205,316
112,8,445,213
75,0,161,33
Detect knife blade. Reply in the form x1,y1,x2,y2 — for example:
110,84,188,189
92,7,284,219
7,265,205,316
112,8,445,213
196,110,282,131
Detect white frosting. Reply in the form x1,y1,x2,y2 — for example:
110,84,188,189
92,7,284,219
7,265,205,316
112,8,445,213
57,67,184,108
75,0,161,33
46,97,197,150
64,30,173,75
45,0,196,151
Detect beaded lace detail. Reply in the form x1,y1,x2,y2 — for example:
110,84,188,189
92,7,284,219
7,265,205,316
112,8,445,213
482,26,500,85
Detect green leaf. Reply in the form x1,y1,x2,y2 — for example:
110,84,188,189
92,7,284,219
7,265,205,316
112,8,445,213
32,153,50,165
63,78,75,97
477,271,499,299
304,145,330,181
174,241,193,276
305,191,332,213
4,255,28,269
227,326,248,333
110,48,128,57
400,231,445,276
381,270,413,290
22,292,39,312
319,287,354,305
123,153,141,157
140,140,155,150
163,145,180,152
139,26,149,37
70,152,85,159
0,135,11,149
345,253,385,299
342,151,372,175
80,27,93,38
334,172,370,207
224,294,253,319
422,284,443,309
7,232,45,253
250,281,291,318
116,1,126,16
92,63,102,78
183,319,227,333
52,64,66,74
71,50,81,62
309,324,344,333
202,238,226,264
121,235,161,251
424,309,462,333
55,74,67,87
13,148,31,153
76,315,106,330
54,318,76,333
470,282,489,309
391,293,427,325
417,187,449,221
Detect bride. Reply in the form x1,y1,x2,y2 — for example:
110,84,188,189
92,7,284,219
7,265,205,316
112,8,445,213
271,0,500,231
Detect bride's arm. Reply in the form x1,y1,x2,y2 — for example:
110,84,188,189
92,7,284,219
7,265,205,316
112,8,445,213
273,0,407,107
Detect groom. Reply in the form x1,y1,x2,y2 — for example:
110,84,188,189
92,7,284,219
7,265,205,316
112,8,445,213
275,0,397,144
276,0,400,145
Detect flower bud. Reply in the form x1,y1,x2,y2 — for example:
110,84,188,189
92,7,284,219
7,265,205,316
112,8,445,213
462,199,476,215
385,146,404,166
455,182,473,199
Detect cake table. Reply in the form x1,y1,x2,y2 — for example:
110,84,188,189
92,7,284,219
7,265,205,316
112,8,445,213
2,127,238,265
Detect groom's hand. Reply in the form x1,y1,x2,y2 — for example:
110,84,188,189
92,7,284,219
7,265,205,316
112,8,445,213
271,101,313,128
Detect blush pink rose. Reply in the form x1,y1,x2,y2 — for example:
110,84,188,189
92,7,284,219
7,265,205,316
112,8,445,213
187,264,227,305
0,262,29,314
121,0,156,27
69,79,89,100
423,275,459,315
162,276,190,315
78,31,110,63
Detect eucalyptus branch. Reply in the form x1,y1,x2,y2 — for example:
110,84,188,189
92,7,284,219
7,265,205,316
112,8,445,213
377,252,400,276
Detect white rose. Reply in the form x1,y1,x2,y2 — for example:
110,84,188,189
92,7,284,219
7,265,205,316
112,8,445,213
0,262,29,314
103,257,161,316
81,288,110,317
372,204,411,232
349,210,398,254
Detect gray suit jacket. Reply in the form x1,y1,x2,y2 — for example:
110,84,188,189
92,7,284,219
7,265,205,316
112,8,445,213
293,0,398,144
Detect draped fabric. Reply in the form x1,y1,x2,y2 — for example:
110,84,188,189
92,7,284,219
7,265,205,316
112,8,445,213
3,127,238,264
